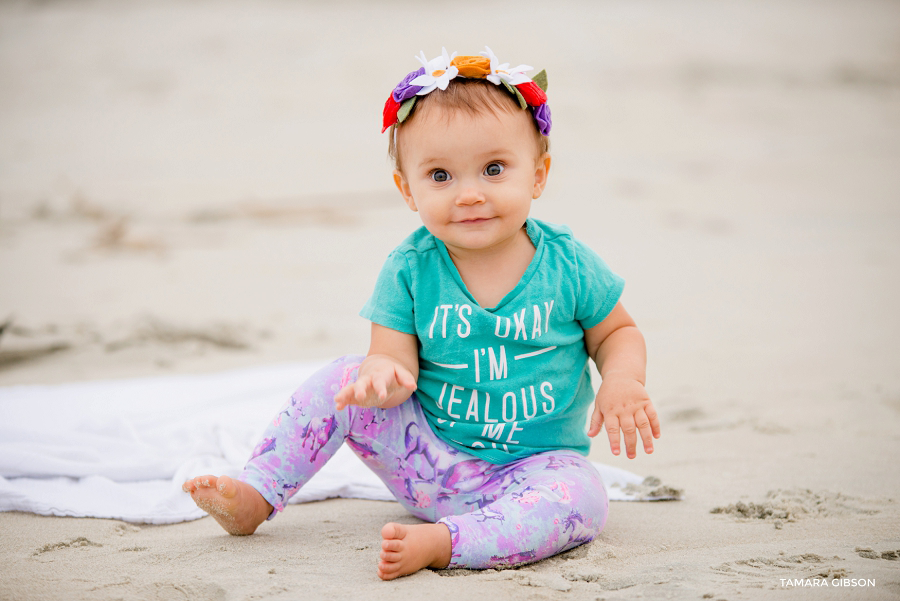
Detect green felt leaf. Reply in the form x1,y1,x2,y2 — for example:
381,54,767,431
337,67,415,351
502,81,528,109
533,69,548,92
397,97,416,123
513,86,527,109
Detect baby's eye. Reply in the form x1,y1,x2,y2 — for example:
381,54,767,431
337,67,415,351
484,163,505,177
430,169,451,183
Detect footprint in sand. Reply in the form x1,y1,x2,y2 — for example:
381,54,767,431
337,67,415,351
713,552,847,582
114,523,142,536
143,583,211,601
855,547,900,560
32,537,103,557
710,489,886,528
91,582,228,601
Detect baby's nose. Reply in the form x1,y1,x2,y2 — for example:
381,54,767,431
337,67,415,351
456,186,485,205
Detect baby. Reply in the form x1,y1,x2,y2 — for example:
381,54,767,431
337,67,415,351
183,47,661,580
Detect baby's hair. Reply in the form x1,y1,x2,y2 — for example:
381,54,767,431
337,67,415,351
388,79,550,173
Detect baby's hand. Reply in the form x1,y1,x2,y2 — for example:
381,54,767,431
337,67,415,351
334,355,416,410
588,376,660,459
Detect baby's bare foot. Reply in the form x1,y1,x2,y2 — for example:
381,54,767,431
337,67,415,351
378,522,451,580
182,475,272,535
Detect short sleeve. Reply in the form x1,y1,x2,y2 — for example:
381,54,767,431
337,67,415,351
360,251,417,335
573,239,625,330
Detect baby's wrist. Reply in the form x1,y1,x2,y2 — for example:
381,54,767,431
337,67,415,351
360,353,396,373
600,370,645,385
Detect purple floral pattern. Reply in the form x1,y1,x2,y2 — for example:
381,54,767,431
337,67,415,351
240,355,608,570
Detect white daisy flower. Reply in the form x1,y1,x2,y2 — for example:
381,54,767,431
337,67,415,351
481,46,532,86
409,48,460,95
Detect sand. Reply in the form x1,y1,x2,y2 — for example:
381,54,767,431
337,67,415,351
1,0,899,599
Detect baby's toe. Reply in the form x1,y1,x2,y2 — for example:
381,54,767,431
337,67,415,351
380,550,401,562
216,475,238,498
381,522,406,540
381,538,403,552
378,561,402,577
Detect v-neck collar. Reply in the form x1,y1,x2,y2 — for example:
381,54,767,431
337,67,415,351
433,218,545,313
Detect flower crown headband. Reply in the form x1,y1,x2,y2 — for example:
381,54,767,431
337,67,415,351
382,47,551,136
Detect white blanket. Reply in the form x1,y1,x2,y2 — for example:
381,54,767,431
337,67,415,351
0,362,676,525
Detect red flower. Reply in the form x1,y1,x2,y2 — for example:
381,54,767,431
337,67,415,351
515,81,547,107
382,95,401,132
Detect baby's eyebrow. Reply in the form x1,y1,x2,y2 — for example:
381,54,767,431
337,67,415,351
476,148,517,159
417,157,449,169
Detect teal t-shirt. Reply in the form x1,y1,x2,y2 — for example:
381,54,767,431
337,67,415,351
360,218,624,464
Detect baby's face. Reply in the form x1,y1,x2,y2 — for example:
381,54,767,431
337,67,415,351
393,105,550,256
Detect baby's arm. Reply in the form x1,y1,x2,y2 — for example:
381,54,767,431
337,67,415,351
334,323,419,410
584,302,661,459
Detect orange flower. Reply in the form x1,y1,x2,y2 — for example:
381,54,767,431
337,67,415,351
450,55,491,78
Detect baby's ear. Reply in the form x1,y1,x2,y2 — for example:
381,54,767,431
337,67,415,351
532,153,552,199
393,170,418,212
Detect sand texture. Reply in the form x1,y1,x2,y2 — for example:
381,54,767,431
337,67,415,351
1,0,899,599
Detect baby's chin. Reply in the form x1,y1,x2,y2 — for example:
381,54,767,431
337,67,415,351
443,227,533,253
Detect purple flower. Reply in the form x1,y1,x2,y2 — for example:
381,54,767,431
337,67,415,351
392,67,426,103
532,103,552,136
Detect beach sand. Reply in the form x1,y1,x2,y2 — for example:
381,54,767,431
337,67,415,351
1,0,899,599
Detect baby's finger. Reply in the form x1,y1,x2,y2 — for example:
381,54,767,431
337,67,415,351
372,373,389,401
645,402,662,439
619,414,638,459
605,415,621,456
333,386,352,410
634,408,654,454
354,378,372,404
395,367,416,391
587,405,604,438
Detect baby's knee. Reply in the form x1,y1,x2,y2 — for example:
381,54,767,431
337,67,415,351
579,477,610,536
562,462,609,535
306,355,365,386
284,355,366,408
584,487,609,536
333,354,366,366
332,354,365,388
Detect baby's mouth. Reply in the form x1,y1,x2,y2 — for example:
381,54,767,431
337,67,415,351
456,217,494,224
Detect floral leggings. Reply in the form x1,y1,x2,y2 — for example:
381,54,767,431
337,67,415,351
240,355,609,569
